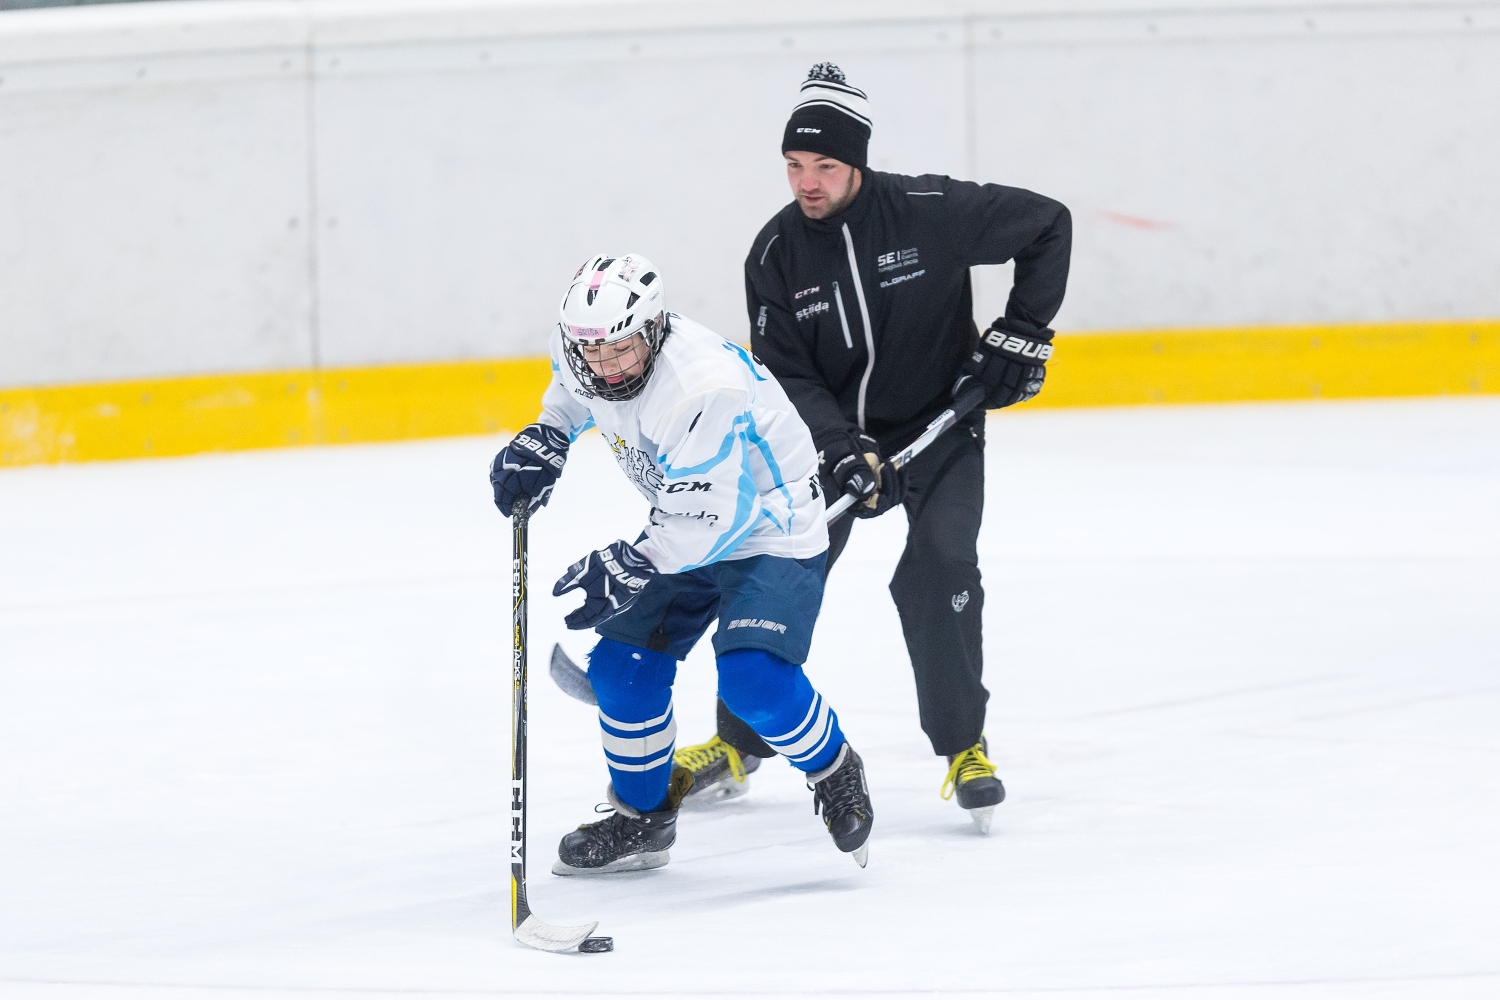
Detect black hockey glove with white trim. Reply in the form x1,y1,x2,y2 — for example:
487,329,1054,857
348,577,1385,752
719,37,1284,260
952,319,1053,409
490,422,570,517
821,431,906,519
553,539,658,630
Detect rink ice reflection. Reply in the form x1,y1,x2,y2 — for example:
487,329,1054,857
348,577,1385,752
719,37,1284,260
1,399,1498,999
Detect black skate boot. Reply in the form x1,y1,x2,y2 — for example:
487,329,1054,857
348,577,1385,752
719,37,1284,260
673,735,762,808
807,743,874,868
552,767,692,876
941,737,1005,834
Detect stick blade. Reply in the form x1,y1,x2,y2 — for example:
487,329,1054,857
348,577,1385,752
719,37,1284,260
514,914,602,953
549,643,597,705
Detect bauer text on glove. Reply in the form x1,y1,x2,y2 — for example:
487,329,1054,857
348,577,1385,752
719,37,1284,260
553,540,658,630
951,320,1053,409
489,423,570,516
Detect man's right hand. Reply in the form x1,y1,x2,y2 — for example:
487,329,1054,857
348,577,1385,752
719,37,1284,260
489,423,570,516
823,432,906,518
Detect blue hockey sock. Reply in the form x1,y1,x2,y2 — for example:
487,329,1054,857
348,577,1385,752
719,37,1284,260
587,638,679,813
716,648,845,774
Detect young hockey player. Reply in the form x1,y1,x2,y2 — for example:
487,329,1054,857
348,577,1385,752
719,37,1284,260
489,253,875,873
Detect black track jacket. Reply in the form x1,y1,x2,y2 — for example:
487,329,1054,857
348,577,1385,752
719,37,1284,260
745,169,1071,454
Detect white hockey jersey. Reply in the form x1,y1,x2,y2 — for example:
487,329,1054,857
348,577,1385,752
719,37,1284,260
538,313,829,574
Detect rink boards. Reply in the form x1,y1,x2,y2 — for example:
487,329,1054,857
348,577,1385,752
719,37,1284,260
3,317,1497,466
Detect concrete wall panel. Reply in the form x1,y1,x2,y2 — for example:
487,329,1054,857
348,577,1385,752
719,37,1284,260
0,0,1496,388
0,56,315,383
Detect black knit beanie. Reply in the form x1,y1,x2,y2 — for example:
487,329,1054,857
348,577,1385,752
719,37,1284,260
781,62,872,168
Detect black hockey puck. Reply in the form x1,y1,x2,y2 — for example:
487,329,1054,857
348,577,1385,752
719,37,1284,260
579,936,613,953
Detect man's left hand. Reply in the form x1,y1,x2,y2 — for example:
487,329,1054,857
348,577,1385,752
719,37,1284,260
553,540,658,630
953,319,1053,409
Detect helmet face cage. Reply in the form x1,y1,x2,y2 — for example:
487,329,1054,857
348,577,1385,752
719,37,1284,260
564,312,667,402
558,253,668,402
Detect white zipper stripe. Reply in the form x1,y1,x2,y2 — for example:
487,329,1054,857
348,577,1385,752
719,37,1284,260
841,223,877,431
833,281,853,349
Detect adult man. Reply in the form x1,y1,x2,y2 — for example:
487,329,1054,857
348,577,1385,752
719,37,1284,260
489,253,874,872
673,63,1072,832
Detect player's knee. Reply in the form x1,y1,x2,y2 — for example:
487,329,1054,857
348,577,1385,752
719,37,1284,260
716,648,800,725
588,638,678,711
891,558,980,603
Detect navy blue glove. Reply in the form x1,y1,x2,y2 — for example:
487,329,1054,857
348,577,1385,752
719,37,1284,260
952,319,1053,409
490,423,569,517
553,539,658,630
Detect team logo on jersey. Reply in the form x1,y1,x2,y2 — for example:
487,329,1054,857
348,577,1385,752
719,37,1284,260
664,481,712,494
795,300,830,322
951,590,970,613
607,434,664,492
794,285,821,300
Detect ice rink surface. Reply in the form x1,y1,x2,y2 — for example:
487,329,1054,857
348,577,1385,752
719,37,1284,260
3,398,1498,1000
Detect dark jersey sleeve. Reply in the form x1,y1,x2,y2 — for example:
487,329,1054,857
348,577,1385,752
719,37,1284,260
745,231,853,450
928,175,1072,332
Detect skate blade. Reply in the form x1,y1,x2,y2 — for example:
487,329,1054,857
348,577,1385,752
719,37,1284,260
968,806,995,835
850,842,869,868
514,914,600,953
679,777,750,810
551,850,670,877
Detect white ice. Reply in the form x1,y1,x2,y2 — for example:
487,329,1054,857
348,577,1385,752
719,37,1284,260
2,398,1498,1000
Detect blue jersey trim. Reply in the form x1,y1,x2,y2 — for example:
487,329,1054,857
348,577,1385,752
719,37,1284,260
569,414,596,442
658,413,748,479
743,412,794,535
721,341,768,381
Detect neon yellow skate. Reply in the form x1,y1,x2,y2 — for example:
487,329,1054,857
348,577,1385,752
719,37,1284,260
941,737,1006,834
673,735,761,809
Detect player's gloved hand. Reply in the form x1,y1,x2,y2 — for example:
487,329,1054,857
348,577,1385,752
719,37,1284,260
553,539,658,630
952,319,1053,409
822,432,906,519
489,423,570,517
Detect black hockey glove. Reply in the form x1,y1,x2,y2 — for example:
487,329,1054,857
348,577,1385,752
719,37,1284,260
952,319,1054,409
822,432,906,519
553,539,658,631
489,423,570,517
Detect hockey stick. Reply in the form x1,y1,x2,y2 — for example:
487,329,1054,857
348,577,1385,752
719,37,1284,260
509,499,613,954
547,384,990,704
550,641,598,706
822,383,987,524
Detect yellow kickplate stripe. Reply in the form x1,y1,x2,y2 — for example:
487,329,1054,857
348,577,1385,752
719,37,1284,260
1030,318,1500,408
2,319,1497,467
1,356,553,467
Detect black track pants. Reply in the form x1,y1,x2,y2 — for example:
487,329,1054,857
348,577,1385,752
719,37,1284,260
718,414,988,760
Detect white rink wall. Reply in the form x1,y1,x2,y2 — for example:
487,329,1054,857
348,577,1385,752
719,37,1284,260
1,0,1497,387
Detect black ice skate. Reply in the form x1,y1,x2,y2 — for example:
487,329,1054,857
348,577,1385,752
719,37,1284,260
553,767,692,876
807,743,874,868
941,737,1006,834
673,735,762,808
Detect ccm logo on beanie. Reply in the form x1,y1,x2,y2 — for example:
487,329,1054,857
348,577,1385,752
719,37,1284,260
781,62,871,168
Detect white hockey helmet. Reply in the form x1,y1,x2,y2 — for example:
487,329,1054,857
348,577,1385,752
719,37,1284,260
558,253,668,402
